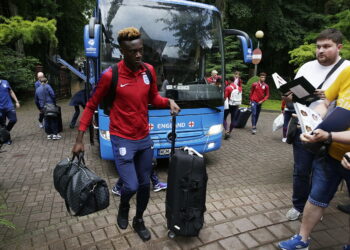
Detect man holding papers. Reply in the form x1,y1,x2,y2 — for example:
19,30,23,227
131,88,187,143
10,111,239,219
278,65,350,250
284,28,350,223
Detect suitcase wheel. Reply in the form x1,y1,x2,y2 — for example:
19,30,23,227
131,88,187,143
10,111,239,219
168,230,176,239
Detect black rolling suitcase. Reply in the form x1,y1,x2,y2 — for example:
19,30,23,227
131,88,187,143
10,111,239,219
233,106,252,128
166,114,207,238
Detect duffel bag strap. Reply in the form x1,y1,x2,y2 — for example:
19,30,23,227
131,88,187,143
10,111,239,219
183,147,203,158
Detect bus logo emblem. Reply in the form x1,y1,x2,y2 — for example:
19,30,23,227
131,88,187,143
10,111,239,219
188,121,195,127
149,123,154,130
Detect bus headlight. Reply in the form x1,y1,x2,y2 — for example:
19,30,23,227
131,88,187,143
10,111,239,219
100,130,110,141
207,124,223,135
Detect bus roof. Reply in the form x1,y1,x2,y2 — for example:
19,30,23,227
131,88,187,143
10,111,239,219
115,0,220,13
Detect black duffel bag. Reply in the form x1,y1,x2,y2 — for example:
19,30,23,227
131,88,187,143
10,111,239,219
53,154,109,216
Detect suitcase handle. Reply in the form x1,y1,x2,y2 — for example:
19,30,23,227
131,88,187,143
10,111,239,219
183,147,203,158
171,113,177,156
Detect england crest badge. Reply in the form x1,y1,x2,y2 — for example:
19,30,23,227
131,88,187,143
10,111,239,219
119,147,127,156
143,74,150,85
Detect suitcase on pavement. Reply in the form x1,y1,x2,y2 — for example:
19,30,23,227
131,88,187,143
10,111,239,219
233,107,252,128
166,114,207,238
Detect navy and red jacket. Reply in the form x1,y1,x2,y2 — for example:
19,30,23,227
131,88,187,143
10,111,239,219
249,81,269,103
79,60,169,140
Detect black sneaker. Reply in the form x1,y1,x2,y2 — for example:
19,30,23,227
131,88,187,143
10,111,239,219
6,139,12,145
132,217,151,241
117,205,129,229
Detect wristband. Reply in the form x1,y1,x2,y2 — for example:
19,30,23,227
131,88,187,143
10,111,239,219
324,132,332,145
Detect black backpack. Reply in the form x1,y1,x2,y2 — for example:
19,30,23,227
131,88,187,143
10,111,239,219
100,63,153,115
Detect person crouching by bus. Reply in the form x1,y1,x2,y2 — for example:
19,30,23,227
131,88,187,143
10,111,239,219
35,78,61,140
72,27,180,242
223,76,242,139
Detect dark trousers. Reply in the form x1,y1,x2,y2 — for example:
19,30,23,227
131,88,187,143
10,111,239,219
251,101,262,127
223,105,239,132
70,105,85,127
292,129,315,212
0,108,17,131
45,116,59,135
111,135,154,217
282,110,293,138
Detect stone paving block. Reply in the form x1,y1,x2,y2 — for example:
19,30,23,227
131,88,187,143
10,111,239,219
64,236,80,249
56,226,71,240
204,213,216,224
151,224,167,238
214,222,239,237
92,228,107,242
125,231,148,248
311,231,339,248
266,224,293,239
45,230,60,242
264,211,286,224
219,236,246,250
82,220,97,232
211,211,226,222
151,213,166,225
150,239,182,250
326,227,349,244
254,243,278,250
94,217,108,228
175,236,203,249
96,240,115,250
238,232,260,249
104,225,119,239
221,208,235,219
199,241,224,250
232,218,256,233
48,241,65,250
250,214,273,228
78,232,95,247
111,236,130,249
249,228,275,244
71,222,85,234
284,220,301,234
198,227,222,243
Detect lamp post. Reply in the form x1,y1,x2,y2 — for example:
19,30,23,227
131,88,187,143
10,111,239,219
253,30,264,76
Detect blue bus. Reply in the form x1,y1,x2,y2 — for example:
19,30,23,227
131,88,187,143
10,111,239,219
84,0,253,160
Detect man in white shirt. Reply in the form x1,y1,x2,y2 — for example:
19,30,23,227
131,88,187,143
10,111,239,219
285,28,350,221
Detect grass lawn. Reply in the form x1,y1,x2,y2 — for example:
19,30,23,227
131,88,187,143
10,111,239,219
242,99,281,111
262,99,282,111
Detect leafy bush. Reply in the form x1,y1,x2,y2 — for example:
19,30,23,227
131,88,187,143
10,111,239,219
0,46,39,95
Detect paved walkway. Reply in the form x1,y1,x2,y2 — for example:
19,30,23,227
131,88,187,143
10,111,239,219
0,100,349,250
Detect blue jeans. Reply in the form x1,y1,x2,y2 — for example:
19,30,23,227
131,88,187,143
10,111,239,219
292,129,315,212
309,154,350,207
111,135,154,194
251,101,261,127
0,107,17,131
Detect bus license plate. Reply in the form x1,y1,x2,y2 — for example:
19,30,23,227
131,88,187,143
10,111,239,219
158,148,172,156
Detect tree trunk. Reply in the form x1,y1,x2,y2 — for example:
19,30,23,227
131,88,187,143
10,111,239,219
8,0,25,54
215,0,226,20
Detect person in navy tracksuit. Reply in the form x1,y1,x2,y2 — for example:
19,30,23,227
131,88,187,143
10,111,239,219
0,79,20,144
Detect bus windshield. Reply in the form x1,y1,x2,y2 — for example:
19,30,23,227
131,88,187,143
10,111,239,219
100,0,224,107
